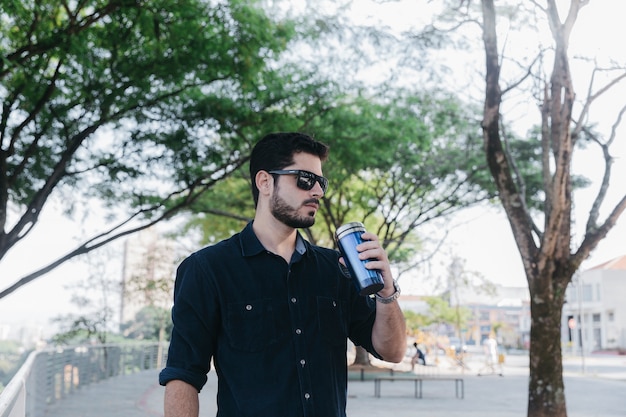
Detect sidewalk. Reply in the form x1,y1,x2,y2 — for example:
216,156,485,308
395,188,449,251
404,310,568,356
43,353,626,417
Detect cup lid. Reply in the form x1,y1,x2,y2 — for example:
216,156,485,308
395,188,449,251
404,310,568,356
335,222,365,239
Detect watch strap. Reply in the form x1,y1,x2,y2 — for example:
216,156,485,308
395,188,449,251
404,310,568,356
375,279,400,304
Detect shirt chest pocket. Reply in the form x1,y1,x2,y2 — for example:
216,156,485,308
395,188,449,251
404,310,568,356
317,296,347,346
225,300,279,352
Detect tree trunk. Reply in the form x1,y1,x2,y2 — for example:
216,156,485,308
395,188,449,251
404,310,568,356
527,270,568,417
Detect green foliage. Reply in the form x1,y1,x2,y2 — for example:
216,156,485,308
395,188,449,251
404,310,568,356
318,90,492,253
51,313,112,345
0,340,29,388
121,305,172,341
0,0,550,300
424,296,471,327
403,309,431,334
0,0,301,290
184,172,255,243
185,87,495,267
0,340,20,352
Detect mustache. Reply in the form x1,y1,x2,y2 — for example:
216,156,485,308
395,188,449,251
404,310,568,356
303,198,320,206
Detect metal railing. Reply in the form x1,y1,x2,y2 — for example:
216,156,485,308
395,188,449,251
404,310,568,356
0,343,167,417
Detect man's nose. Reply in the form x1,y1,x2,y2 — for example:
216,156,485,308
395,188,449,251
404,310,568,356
311,181,324,197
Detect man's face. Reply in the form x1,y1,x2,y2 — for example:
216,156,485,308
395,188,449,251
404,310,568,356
270,152,325,228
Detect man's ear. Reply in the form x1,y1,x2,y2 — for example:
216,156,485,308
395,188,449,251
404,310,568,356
256,170,273,196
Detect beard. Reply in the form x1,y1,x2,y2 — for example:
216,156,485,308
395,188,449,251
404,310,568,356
270,192,316,229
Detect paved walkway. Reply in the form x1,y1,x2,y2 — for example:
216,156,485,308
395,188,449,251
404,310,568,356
43,353,626,417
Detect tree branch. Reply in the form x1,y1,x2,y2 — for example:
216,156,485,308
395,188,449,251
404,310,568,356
481,0,538,272
0,153,249,299
574,66,626,140
574,193,626,266
583,103,626,232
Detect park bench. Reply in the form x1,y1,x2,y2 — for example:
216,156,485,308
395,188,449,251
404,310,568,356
348,364,396,381
373,376,464,399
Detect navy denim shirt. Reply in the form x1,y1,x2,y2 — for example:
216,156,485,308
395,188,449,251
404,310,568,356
159,222,380,417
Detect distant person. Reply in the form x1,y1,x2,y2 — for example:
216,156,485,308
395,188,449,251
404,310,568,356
411,342,427,369
159,132,407,417
478,334,503,376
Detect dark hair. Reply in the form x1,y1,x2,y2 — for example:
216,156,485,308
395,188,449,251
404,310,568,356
249,132,329,206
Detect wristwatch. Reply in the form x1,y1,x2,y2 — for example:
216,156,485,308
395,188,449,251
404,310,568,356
375,279,400,304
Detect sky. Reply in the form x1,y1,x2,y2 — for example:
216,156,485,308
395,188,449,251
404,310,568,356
1,0,626,333
351,0,626,293
0,201,99,330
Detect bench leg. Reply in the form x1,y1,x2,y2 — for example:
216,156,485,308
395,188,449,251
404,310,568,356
375,378,462,399
455,379,464,399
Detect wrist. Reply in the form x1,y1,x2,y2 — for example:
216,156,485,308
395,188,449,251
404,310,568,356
377,285,395,298
375,279,400,304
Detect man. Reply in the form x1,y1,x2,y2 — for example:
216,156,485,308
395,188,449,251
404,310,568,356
411,342,426,369
478,334,503,376
159,132,406,417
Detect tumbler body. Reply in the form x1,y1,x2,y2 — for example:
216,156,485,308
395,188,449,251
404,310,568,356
335,222,384,296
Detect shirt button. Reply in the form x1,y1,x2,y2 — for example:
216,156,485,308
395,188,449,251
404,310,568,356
291,297,297,303
300,359,306,366
295,329,302,335
304,393,311,399
245,305,252,311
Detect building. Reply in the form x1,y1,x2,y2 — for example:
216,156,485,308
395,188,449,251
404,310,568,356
459,286,530,349
399,285,531,350
0,322,46,348
562,254,626,353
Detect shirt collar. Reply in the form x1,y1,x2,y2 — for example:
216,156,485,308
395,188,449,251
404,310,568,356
294,233,306,255
240,221,308,257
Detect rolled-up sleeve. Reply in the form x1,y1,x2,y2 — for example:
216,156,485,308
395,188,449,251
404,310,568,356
347,292,381,360
159,254,218,392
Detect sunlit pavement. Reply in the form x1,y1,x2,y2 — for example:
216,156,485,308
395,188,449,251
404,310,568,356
346,352,626,417
43,352,626,417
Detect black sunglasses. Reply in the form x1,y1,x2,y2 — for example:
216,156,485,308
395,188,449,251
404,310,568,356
269,170,329,193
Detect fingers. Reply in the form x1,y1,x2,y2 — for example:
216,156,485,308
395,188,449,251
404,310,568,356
356,232,385,258
356,232,390,271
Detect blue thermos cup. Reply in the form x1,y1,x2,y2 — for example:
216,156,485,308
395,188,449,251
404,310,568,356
335,222,385,296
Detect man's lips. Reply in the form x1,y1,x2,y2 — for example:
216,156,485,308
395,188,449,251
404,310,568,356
303,199,320,210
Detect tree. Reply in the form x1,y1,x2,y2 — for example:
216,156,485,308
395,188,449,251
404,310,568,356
120,227,180,366
121,305,173,341
424,296,470,332
313,90,494,367
422,295,470,364
0,0,301,298
477,1,626,416
394,0,626,413
188,87,496,247
441,254,495,342
51,249,121,345
0,340,28,391
403,310,430,336
184,87,497,367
